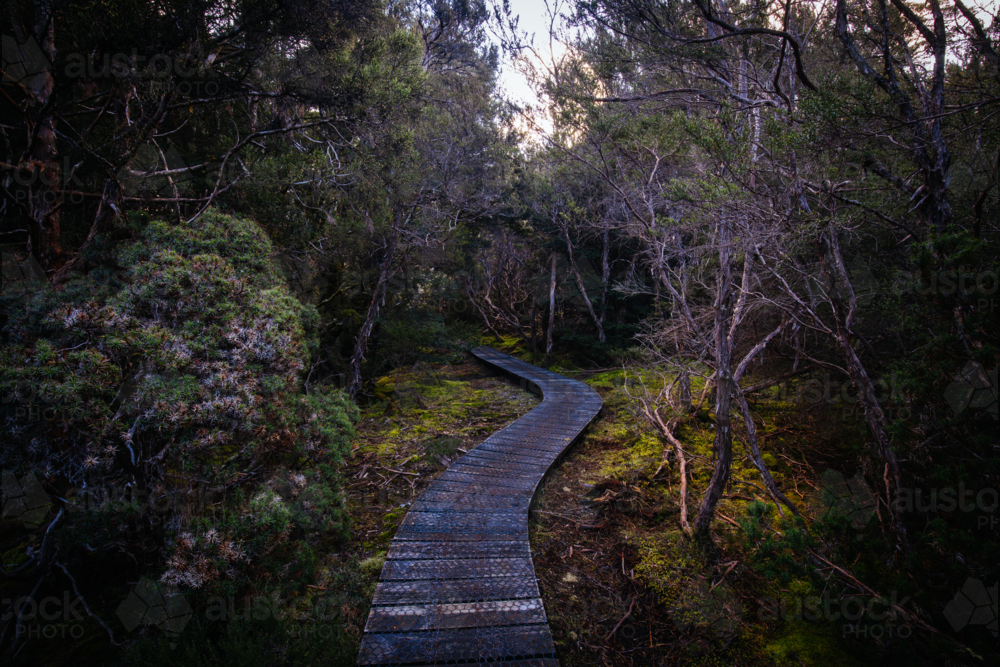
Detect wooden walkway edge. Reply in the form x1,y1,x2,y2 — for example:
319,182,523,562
357,346,603,666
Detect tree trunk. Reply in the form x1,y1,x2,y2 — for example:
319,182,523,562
821,229,908,548
545,253,557,356
835,323,907,540
529,297,537,353
347,217,402,398
677,371,691,409
729,321,798,515
52,179,121,284
649,408,691,537
599,229,610,326
693,216,735,538
563,228,605,342
693,355,733,539
11,7,61,272
733,384,799,516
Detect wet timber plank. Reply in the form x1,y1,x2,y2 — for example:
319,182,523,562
357,347,602,666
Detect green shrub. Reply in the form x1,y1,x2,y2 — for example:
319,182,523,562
0,210,358,594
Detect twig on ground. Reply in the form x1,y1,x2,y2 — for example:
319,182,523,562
535,510,606,529
606,595,637,642
710,560,739,592
379,467,420,476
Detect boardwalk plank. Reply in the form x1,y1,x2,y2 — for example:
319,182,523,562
357,347,602,666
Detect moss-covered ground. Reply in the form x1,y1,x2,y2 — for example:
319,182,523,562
524,357,995,667
100,340,995,667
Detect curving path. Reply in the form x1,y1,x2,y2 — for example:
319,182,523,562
357,347,603,666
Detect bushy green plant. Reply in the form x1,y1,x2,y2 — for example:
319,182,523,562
2,210,353,483
1,210,358,594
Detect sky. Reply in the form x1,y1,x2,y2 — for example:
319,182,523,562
489,0,1000,135
491,0,569,108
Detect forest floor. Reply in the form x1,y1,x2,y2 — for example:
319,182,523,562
528,367,871,667
333,344,994,667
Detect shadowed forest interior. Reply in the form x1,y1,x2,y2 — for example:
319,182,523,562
1,0,997,665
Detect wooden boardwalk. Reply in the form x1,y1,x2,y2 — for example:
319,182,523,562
357,347,603,666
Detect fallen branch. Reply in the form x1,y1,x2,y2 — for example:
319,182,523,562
652,407,692,537
627,373,693,538
806,549,947,638
710,560,739,592
378,467,420,477
606,595,637,642
534,510,607,529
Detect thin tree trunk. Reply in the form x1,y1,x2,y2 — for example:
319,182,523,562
692,372,715,413
821,229,908,548
733,385,799,517
652,409,691,537
693,216,735,538
11,8,61,271
653,267,661,317
545,253,557,356
52,179,120,284
529,297,537,353
693,357,733,538
730,321,798,516
347,214,404,398
563,228,606,342
625,374,692,537
677,371,691,409
835,324,907,539
599,229,610,326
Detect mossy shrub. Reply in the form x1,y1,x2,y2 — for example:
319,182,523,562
0,209,358,588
